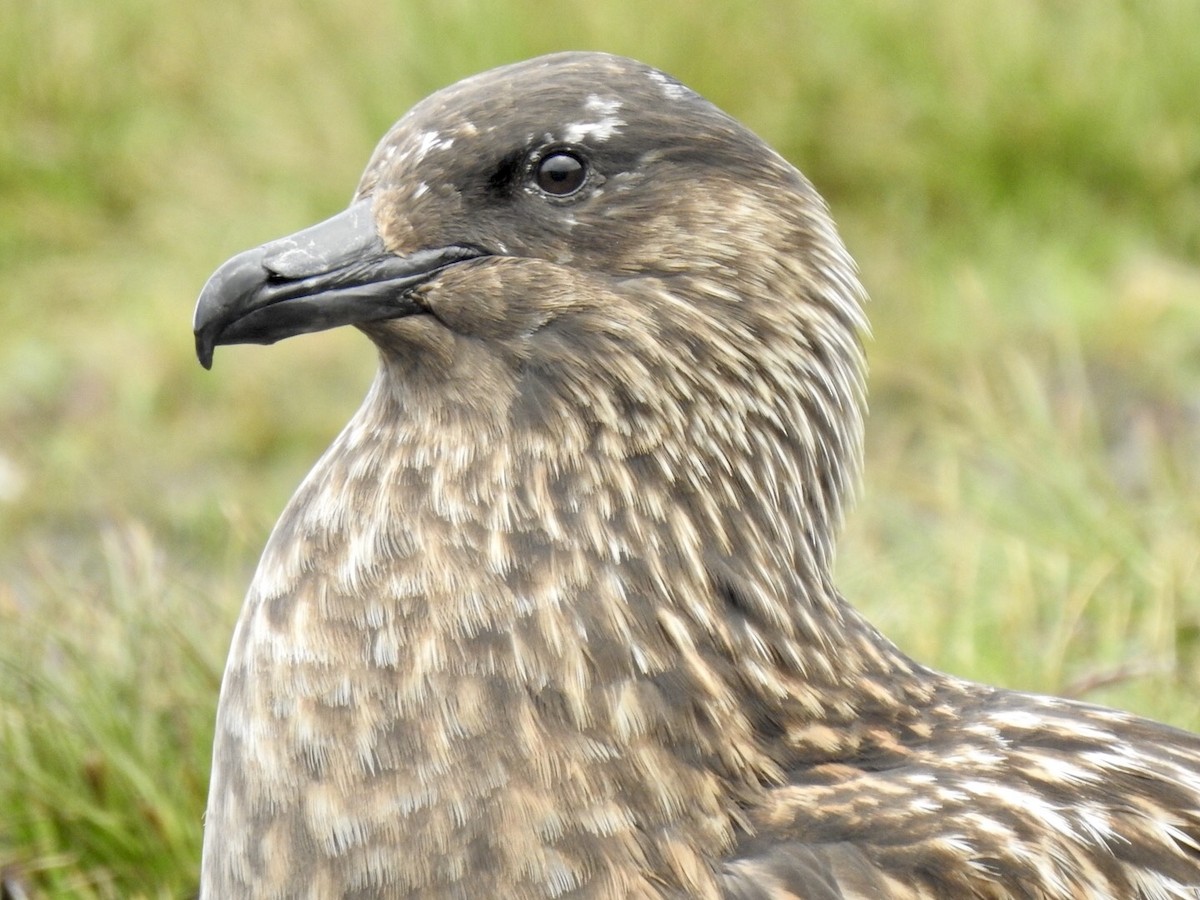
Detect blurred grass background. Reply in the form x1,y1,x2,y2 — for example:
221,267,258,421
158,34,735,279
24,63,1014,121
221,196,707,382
2,1,1198,896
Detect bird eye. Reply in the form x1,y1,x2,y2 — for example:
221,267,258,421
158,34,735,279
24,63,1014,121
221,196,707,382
535,151,587,196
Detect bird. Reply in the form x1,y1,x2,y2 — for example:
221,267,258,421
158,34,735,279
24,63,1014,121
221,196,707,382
193,51,1200,899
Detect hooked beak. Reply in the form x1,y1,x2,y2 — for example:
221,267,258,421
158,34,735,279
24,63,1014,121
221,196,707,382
192,200,484,369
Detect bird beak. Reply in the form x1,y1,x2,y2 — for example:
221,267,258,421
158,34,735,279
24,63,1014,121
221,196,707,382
192,199,483,369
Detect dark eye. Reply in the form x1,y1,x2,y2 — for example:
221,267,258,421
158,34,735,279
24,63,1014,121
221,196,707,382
535,151,587,196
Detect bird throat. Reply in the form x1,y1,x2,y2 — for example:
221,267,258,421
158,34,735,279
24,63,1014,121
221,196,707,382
212,358,931,892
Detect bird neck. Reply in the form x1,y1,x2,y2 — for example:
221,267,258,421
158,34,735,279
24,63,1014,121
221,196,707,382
258,356,933,751
238,359,941,880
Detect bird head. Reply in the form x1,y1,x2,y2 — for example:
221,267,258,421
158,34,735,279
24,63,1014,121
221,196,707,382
194,51,868,567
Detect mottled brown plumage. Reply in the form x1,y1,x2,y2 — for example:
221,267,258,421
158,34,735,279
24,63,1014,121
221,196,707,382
194,52,1200,898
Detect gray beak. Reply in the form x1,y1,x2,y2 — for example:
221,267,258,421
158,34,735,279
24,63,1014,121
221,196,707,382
193,200,483,369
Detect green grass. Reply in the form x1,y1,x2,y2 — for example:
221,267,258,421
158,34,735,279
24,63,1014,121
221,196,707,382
3,1,1199,895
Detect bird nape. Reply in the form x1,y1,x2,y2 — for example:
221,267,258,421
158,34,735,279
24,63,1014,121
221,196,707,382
193,52,1200,899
